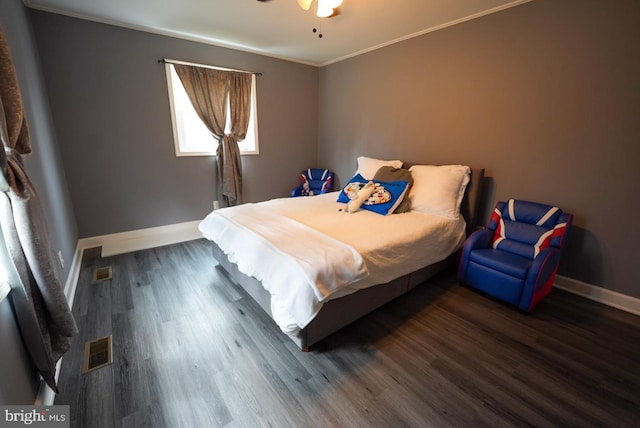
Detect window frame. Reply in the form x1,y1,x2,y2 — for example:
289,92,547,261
164,62,259,157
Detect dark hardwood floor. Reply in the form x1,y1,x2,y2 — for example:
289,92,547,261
55,239,640,427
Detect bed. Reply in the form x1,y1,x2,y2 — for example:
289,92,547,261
199,159,485,351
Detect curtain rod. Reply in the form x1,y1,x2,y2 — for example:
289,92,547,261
158,58,262,76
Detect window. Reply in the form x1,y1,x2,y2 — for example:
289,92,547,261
165,63,259,156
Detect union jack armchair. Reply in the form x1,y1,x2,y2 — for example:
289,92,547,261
291,168,334,197
458,199,573,312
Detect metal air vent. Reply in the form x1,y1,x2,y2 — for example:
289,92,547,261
83,335,113,373
93,266,112,283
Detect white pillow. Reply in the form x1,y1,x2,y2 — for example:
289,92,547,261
408,165,471,219
356,156,403,180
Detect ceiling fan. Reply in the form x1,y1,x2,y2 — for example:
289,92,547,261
257,0,344,18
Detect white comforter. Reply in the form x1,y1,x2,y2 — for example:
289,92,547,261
199,192,466,334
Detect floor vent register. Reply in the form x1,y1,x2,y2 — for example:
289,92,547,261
93,266,113,283
83,335,113,373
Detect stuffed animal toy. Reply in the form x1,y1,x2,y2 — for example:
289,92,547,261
345,181,376,213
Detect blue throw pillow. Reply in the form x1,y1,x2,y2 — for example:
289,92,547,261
337,173,410,215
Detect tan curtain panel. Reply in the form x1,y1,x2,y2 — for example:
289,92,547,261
217,72,252,206
174,65,228,138
0,28,77,392
174,64,253,206
229,72,252,140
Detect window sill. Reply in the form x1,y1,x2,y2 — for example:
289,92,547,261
175,151,259,157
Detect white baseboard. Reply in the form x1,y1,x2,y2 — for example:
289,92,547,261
35,243,84,406
554,275,640,316
34,359,61,406
63,243,84,309
35,220,203,405
78,220,203,257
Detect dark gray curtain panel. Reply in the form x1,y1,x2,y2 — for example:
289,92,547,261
0,28,77,393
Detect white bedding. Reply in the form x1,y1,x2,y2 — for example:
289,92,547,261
199,192,466,334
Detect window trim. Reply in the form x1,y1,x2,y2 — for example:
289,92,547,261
164,62,259,157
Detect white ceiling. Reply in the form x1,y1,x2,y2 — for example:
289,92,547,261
24,0,532,66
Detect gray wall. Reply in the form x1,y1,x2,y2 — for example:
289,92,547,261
318,0,640,298
24,1,640,300
1,0,78,404
29,11,319,238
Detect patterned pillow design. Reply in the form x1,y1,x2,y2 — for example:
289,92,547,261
337,174,409,215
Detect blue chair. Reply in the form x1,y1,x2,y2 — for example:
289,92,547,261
291,168,334,197
458,199,573,311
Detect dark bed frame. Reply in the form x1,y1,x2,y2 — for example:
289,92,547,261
212,167,485,351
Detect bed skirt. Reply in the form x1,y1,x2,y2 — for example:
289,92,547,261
212,241,454,351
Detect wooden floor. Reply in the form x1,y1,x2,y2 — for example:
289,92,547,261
56,239,640,428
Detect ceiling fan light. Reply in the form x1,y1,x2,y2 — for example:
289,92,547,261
316,6,333,18
297,0,313,11
316,0,334,18
324,0,343,8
